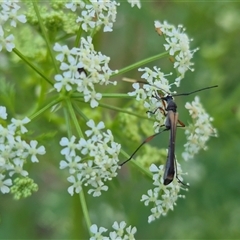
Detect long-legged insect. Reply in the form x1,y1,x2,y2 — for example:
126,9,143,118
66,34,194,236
120,81,218,185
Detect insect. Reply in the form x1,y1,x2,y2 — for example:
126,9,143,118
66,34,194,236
120,81,218,185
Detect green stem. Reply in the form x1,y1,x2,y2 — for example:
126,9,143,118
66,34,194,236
66,99,84,137
56,33,75,42
63,107,72,138
112,51,169,76
29,97,62,120
13,48,53,86
120,149,152,179
65,99,91,233
98,102,154,121
32,1,59,73
74,25,82,47
79,190,92,236
101,93,133,98
71,96,155,121
71,93,132,99
72,103,89,122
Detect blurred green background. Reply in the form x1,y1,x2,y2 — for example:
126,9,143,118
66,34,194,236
1,1,240,239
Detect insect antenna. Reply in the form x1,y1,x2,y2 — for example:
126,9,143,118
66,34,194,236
172,85,218,97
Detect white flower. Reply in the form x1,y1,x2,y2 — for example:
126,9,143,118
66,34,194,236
84,90,102,108
90,224,108,240
8,10,26,27
88,182,108,197
0,174,12,194
141,189,158,206
128,82,147,101
60,155,82,174
125,225,137,239
0,125,15,146
77,10,96,32
54,71,74,92
67,174,82,195
60,54,84,78
0,26,15,52
0,156,6,167
60,136,80,157
127,0,141,8
79,138,94,156
65,1,85,12
25,140,46,163
0,106,7,119
10,117,30,133
85,120,105,138
8,158,28,177
14,136,28,157
164,37,180,55
112,221,126,237
53,43,76,62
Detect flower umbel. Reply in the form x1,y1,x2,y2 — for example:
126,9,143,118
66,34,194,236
141,163,187,223
66,0,119,32
53,37,118,108
60,120,121,197
154,20,198,86
0,106,46,194
182,96,218,161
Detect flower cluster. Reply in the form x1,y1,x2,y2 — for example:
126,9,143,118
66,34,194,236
127,66,173,133
10,177,38,200
0,0,27,52
0,106,46,194
53,37,117,108
90,221,137,240
141,163,186,223
182,96,218,161
65,0,119,32
59,120,121,197
154,20,198,86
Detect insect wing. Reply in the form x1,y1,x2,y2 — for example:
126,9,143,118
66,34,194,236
163,111,178,185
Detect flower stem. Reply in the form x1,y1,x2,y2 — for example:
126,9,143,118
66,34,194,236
120,149,152,179
79,190,92,236
32,1,59,73
72,102,89,122
71,93,132,99
13,48,53,86
98,102,154,121
29,97,62,120
112,51,169,76
66,99,83,137
63,107,72,138
65,99,92,234
74,25,83,47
